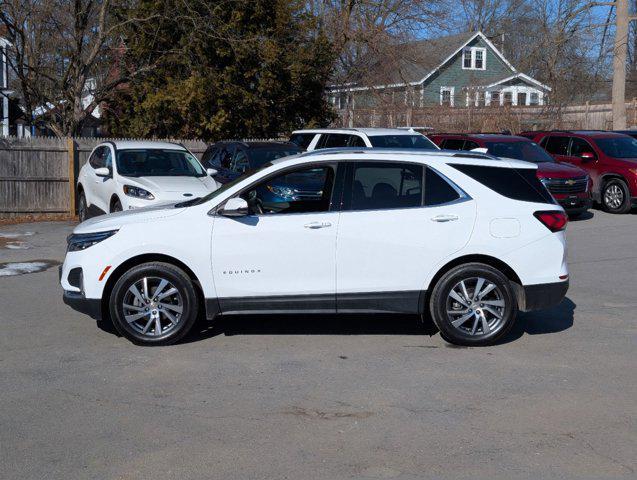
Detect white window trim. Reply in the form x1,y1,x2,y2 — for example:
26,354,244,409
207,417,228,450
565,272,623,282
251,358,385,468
440,86,455,107
461,47,487,71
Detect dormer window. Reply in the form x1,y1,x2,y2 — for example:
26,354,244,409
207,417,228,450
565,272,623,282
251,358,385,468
462,47,486,70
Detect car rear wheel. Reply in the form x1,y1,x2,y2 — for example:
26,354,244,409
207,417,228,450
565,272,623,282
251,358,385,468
601,178,631,214
429,263,517,346
109,262,199,345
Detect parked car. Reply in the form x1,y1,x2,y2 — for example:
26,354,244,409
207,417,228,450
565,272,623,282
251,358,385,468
289,128,439,151
61,148,568,347
428,133,592,217
77,141,218,221
521,130,637,214
201,141,301,184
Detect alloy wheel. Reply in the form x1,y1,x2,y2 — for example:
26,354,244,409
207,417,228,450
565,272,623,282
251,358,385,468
604,184,624,210
122,276,183,337
445,277,506,336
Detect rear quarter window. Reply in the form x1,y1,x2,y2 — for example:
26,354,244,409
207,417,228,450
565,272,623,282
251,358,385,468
450,164,555,204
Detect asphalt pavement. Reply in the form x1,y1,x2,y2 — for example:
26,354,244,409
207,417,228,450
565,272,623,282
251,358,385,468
0,210,635,479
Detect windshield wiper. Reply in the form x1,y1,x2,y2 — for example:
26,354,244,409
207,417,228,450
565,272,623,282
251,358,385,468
174,197,201,208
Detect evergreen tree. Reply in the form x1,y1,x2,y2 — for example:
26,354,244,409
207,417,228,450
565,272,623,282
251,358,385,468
106,0,335,139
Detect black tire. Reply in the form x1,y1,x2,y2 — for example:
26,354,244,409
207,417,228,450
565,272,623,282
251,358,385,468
109,262,199,346
601,178,631,214
110,198,123,213
78,191,88,222
429,263,518,346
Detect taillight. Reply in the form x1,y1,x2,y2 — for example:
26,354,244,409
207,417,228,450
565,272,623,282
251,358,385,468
534,211,568,232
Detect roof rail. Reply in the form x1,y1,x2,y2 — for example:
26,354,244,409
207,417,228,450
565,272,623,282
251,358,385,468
300,147,496,161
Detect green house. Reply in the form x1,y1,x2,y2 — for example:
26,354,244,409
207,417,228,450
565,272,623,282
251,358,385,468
328,31,550,111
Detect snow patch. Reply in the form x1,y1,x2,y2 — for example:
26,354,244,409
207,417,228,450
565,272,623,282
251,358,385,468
0,232,35,238
0,260,60,277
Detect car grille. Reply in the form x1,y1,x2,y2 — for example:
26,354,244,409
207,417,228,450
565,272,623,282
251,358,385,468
544,176,588,194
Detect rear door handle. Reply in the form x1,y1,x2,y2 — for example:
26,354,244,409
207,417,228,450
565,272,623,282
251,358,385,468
304,221,332,229
431,214,458,222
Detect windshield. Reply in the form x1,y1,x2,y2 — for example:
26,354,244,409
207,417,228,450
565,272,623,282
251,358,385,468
116,149,206,177
250,147,300,168
188,163,273,207
595,137,637,158
484,141,555,163
368,134,438,149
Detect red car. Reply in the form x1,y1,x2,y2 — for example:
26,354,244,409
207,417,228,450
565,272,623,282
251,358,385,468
428,133,592,216
521,130,637,214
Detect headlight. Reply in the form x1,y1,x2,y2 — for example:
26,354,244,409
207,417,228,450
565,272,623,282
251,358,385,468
123,185,155,200
67,230,118,252
267,185,296,199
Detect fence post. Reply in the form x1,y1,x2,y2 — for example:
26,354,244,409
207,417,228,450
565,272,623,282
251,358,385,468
67,137,76,216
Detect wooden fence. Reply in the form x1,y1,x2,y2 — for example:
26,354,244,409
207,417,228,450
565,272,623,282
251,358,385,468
333,100,637,132
0,137,207,218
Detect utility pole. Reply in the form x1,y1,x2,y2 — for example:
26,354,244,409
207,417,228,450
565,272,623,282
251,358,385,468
612,0,629,129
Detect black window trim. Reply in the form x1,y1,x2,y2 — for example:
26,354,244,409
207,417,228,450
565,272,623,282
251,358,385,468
340,159,470,213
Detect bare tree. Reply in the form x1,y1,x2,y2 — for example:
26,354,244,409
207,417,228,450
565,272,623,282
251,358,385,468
0,0,158,137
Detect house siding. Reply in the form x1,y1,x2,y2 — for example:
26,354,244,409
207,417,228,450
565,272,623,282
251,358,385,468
422,37,513,105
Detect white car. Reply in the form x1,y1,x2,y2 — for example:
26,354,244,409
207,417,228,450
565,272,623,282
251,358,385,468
289,128,439,151
61,148,569,346
77,140,219,220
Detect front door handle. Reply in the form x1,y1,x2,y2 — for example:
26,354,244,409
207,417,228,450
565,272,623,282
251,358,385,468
304,221,332,229
431,214,458,222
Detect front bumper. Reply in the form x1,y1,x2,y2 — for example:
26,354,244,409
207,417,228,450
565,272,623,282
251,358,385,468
554,195,592,213
63,290,102,320
521,280,569,312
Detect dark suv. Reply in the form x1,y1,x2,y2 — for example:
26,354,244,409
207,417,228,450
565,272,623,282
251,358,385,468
428,133,592,216
201,141,301,184
522,130,637,214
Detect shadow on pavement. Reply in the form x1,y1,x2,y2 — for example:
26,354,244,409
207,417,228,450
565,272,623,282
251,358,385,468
96,298,575,346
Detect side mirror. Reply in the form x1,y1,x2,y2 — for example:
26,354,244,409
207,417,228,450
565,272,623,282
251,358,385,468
219,197,248,217
207,168,218,177
95,167,111,178
580,151,596,162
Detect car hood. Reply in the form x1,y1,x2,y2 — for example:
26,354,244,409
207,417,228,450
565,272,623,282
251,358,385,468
122,175,217,194
74,203,185,234
536,161,588,178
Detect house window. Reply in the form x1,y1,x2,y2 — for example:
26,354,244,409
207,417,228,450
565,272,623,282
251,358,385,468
489,91,500,106
440,87,454,107
503,92,513,106
462,47,487,70
476,91,485,107
530,92,539,105
518,92,527,106
463,49,472,69
475,49,484,69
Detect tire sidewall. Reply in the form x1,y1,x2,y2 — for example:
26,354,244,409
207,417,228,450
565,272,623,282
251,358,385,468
111,198,123,213
430,263,517,346
109,263,198,345
602,179,631,214
78,193,87,222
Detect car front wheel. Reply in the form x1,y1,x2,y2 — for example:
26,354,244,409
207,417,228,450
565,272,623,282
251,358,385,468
429,263,517,346
109,262,199,345
601,178,631,214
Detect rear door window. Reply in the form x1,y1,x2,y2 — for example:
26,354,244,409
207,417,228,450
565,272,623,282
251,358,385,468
544,136,570,155
441,138,466,150
344,162,423,211
425,167,461,205
289,133,316,150
320,134,352,149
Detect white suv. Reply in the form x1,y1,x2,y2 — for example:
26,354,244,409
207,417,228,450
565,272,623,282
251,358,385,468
61,149,569,346
289,128,439,151
77,140,218,220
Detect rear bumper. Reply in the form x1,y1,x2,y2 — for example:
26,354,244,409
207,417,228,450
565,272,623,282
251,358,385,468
521,280,569,312
63,290,102,320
